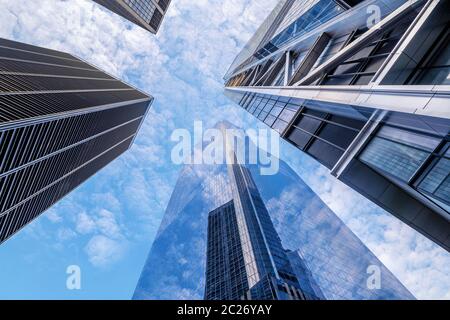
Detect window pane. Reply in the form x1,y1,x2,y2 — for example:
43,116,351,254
376,126,441,151
279,108,296,122
360,137,430,182
288,128,311,149
264,115,276,127
318,123,357,149
307,139,343,169
296,116,322,134
415,66,450,85
272,119,288,133
418,148,450,209
270,106,283,117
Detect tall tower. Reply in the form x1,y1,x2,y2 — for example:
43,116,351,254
224,0,450,251
0,38,153,244
92,0,172,34
133,122,414,300
205,164,322,300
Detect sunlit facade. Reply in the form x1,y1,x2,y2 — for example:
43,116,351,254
224,0,450,252
205,165,322,300
133,123,414,300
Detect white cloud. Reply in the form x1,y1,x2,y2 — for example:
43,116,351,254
75,212,96,235
56,227,77,241
45,210,63,224
95,209,123,240
84,235,126,268
5,0,448,301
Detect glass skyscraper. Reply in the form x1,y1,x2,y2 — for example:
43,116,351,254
92,0,171,34
224,0,450,252
205,164,322,300
133,123,414,300
0,38,153,244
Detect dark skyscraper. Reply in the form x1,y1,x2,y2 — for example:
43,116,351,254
92,0,172,34
224,0,450,252
0,38,153,244
205,164,322,300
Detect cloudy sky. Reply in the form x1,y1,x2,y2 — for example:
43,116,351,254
0,0,448,300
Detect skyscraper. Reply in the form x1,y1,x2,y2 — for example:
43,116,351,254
0,38,153,244
224,0,450,251
133,122,414,300
92,0,172,34
205,164,322,300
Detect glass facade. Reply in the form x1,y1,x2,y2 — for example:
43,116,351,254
205,200,250,300
133,125,414,300
418,145,450,211
0,38,152,244
410,27,450,85
320,11,416,86
123,0,157,24
360,124,450,214
93,0,170,33
254,0,345,59
360,126,441,181
224,0,450,251
238,92,373,169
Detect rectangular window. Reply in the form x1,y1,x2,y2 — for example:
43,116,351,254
417,143,450,211
410,27,450,85
360,126,441,182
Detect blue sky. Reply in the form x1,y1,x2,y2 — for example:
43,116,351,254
0,0,449,300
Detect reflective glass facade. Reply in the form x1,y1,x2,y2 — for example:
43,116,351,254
0,38,152,244
255,0,345,59
133,125,414,300
224,0,450,252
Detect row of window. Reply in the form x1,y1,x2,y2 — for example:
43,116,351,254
0,45,96,71
254,0,345,60
229,1,449,87
0,89,147,123
0,102,146,175
0,119,140,214
0,138,131,243
0,57,113,79
0,73,128,92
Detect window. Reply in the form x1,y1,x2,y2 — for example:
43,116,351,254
238,93,302,134
417,143,450,211
360,126,441,182
409,27,450,85
361,125,450,213
287,106,366,169
321,13,415,86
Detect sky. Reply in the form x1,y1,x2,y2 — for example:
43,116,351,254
0,0,448,300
